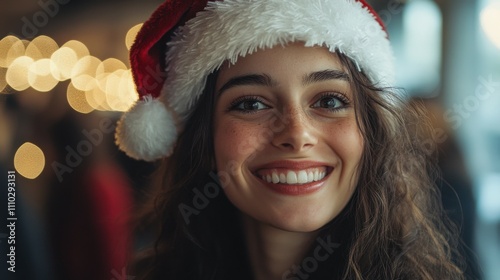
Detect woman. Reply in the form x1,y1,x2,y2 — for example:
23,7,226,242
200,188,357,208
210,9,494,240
116,0,466,279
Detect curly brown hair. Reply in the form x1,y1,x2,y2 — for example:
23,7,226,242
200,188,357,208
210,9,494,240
336,54,465,279
129,52,466,280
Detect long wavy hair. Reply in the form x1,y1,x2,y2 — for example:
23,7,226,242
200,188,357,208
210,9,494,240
130,51,466,280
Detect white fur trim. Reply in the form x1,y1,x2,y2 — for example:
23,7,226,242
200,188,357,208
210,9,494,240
162,0,395,121
115,95,177,161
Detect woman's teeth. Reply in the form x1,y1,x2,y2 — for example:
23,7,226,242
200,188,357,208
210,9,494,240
260,169,326,185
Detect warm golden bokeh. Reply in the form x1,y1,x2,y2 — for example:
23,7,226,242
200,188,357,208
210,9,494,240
4,39,27,68
0,67,7,93
6,56,34,91
51,47,79,81
28,58,59,92
14,142,46,179
25,35,59,61
125,23,143,50
117,69,138,112
71,55,101,90
96,58,127,76
67,82,94,114
0,36,21,67
87,76,109,111
0,25,141,111
62,40,90,60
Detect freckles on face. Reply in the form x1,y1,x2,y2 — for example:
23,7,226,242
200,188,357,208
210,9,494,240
324,119,364,183
213,43,364,232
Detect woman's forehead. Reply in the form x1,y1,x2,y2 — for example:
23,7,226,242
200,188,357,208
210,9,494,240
216,43,347,85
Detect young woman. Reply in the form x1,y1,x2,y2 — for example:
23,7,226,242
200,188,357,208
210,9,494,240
116,0,467,279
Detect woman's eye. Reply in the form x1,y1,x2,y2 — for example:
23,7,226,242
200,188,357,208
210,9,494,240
229,97,270,113
312,93,349,111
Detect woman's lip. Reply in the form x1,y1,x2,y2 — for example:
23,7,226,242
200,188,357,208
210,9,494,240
254,160,333,171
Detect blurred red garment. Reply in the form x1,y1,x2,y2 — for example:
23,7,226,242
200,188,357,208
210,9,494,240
48,160,134,280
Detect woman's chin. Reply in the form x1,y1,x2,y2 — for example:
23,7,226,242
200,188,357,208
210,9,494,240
250,212,333,233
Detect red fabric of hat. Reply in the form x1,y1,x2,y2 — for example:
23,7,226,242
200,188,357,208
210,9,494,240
130,0,209,99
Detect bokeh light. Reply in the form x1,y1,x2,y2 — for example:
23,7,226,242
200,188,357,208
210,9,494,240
116,69,138,112
28,58,59,92
86,81,108,111
104,70,125,111
5,39,27,68
125,23,143,50
96,58,127,75
62,40,90,59
0,36,21,67
95,72,112,111
51,47,79,81
481,3,500,49
6,56,35,91
1,33,137,112
25,35,59,61
14,142,46,179
0,67,7,93
67,82,94,114
71,55,101,90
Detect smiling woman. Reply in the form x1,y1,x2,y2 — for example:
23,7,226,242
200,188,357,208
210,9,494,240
214,44,363,235
116,1,467,279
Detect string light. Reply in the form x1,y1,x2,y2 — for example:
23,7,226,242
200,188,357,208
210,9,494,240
1,24,146,182
1,23,143,112
14,142,45,179
28,58,58,92
481,3,500,50
67,82,94,114
125,23,143,50
0,36,21,68
6,56,34,91
5,39,27,68
25,35,58,60
88,81,108,111
51,47,78,81
0,68,7,93
62,40,89,59
96,58,127,75
71,55,101,90
117,69,138,111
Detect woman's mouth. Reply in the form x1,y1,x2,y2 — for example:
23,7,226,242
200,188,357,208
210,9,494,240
252,162,333,195
256,167,328,185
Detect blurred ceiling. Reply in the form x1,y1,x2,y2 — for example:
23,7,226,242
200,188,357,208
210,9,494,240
1,0,404,36
0,0,407,60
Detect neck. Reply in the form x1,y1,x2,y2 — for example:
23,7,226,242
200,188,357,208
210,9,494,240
243,215,319,280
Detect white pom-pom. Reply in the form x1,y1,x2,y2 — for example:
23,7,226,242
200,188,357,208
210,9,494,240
115,96,177,161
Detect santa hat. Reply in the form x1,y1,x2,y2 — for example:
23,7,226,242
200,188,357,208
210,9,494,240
116,0,395,161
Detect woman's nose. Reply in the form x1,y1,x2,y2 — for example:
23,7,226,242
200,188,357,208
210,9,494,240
271,107,318,152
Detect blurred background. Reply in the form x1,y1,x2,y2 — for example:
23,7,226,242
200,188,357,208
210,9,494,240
0,0,498,279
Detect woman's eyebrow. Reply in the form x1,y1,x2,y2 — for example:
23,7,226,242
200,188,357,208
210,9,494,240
217,69,349,96
302,69,349,85
217,74,277,96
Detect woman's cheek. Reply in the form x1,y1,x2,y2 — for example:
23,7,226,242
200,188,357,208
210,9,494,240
216,119,266,163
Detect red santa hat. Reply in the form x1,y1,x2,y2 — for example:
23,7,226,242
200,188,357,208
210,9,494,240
116,0,395,161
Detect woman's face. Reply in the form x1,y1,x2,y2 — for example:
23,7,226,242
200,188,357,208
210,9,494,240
213,43,363,232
